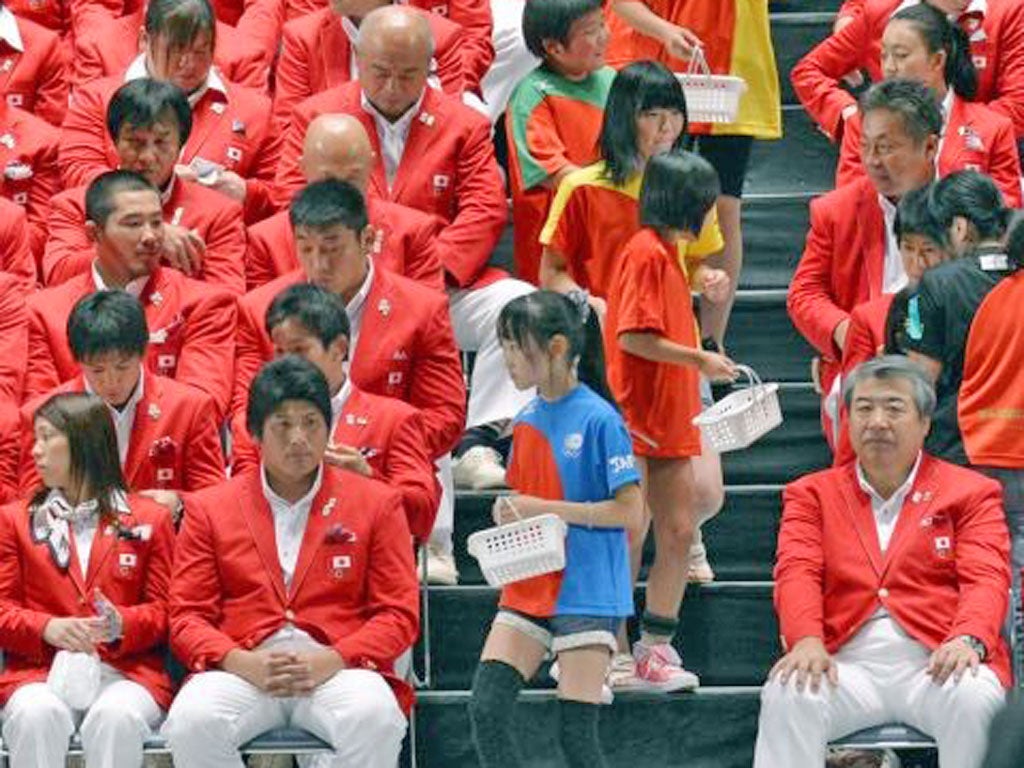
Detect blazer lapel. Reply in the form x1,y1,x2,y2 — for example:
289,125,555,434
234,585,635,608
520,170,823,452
65,536,88,598
940,96,967,172
880,458,938,577
241,474,289,605
349,270,393,383
121,371,156,488
389,89,439,200
84,521,117,592
838,467,885,576
185,91,229,162
860,182,885,298
0,50,18,94
289,481,340,596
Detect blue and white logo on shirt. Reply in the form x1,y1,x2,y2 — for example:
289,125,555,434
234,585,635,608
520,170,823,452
563,433,583,458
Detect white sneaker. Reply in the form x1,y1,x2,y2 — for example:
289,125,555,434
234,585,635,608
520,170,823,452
420,543,459,585
452,446,508,490
548,661,614,704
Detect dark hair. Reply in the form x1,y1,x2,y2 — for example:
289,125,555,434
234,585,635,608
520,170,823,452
246,356,332,440
67,291,149,362
894,183,949,248
884,286,914,355
107,79,192,146
145,0,217,49
1004,212,1024,270
84,170,159,229
265,283,351,348
600,61,688,186
860,78,943,144
890,3,977,99
289,178,369,234
639,150,719,235
928,170,1010,242
31,393,128,519
498,291,585,364
521,0,602,59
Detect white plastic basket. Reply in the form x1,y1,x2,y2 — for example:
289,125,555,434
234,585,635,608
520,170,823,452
675,46,747,124
693,365,782,452
467,506,568,588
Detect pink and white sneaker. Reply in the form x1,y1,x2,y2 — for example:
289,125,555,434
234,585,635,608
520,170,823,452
632,642,700,693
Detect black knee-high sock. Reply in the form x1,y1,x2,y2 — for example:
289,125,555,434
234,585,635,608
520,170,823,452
559,700,607,768
469,661,525,768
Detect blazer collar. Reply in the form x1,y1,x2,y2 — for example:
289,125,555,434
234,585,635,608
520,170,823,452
858,179,886,297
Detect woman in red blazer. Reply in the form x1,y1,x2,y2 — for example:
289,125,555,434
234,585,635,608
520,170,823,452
836,4,1022,206
0,392,175,768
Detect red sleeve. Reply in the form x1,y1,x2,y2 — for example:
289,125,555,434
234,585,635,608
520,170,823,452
987,3,1024,138
24,299,61,404
169,491,241,669
271,22,314,135
986,117,1023,208
0,408,20,505
787,197,848,360
196,200,247,295
774,479,827,649
401,213,446,292
216,26,270,92
112,505,174,657
411,296,467,457
17,405,38,499
1,204,35,290
228,410,261,475
511,98,574,190
0,504,52,661
231,297,267,419
25,130,60,261
437,116,508,287
33,31,69,127
177,288,238,419
841,301,881,375
383,408,440,543
332,489,419,668
790,14,869,142
274,100,314,210
436,0,492,92
183,393,228,491
244,227,278,291
837,0,866,19
70,35,105,91
947,478,1011,655
0,283,28,405
614,246,667,337
59,82,116,189
230,0,284,62
41,192,91,286
835,111,866,188
241,118,283,224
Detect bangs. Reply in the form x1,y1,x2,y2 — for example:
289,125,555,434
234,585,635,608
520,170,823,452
636,73,687,115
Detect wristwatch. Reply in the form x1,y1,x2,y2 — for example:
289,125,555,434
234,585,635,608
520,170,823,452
957,634,987,661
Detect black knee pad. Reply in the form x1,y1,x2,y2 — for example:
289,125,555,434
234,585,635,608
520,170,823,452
559,700,607,768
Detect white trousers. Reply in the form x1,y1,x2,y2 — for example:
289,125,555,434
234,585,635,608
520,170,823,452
162,669,406,768
449,279,535,429
2,676,161,768
753,618,1004,768
478,0,539,123
429,452,455,552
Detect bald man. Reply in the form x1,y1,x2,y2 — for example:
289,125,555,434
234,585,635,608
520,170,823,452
245,115,444,291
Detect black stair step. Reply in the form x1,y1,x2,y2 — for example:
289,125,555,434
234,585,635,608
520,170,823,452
724,290,816,383
770,0,841,13
741,194,812,290
425,583,779,690
414,688,763,768
453,486,783,585
771,14,835,106
747,107,837,197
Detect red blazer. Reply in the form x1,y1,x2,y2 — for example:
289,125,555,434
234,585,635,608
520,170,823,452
0,272,27,406
0,100,59,261
26,267,238,418
231,386,439,542
170,467,418,714
71,12,270,93
0,197,34,288
5,0,70,40
0,11,67,126
59,71,281,223
233,266,465,457
837,96,1022,206
43,180,247,294
272,7,468,134
775,455,1012,688
276,83,507,290
0,495,176,709
792,0,1024,140
19,372,226,497
0,403,17,504
788,176,887,399
208,0,282,57
245,199,445,292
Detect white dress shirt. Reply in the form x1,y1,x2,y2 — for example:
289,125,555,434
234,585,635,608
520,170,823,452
344,258,375,367
86,369,145,466
92,262,149,298
361,90,425,188
877,194,908,294
856,453,922,553
330,378,353,432
0,6,24,52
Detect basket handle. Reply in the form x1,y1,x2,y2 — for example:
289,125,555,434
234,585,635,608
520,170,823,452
499,496,523,522
686,45,711,77
735,364,772,406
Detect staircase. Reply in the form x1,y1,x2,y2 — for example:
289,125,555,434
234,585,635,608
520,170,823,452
412,4,840,765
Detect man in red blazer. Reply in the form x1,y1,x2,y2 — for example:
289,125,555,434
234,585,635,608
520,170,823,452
19,290,226,509
788,79,939,446
0,3,66,126
792,0,1024,143
247,114,444,291
26,171,238,419
273,0,469,134
232,283,439,541
0,92,59,263
59,0,281,224
0,197,33,288
754,355,1009,768
164,355,417,767
46,79,246,294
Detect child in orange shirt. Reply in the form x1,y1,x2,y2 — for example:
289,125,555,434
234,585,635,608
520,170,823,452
604,150,737,691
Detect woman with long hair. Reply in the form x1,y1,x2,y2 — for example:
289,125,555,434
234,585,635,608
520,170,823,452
0,393,175,768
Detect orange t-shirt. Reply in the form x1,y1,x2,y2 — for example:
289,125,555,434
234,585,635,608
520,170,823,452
960,272,1024,467
604,228,702,458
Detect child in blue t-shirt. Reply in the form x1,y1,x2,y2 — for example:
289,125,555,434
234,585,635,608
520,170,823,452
468,291,643,768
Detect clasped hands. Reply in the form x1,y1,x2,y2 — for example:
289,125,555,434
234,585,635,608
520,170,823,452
224,647,346,697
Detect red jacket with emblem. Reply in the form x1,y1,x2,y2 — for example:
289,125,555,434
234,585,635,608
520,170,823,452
0,10,67,126
169,466,419,714
0,100,59,260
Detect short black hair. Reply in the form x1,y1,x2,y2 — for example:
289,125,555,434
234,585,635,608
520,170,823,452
521,0,602,59
289,178,369,234
265,283,351,348
860,78,943,144
928,169,1010,242
107,78,192,146
600,61,688,186
639,149,720,235
67,290,149,362
85,170,159,229
246,356,333,440
145,0,217,49
895,183,948,247
497,290,585,363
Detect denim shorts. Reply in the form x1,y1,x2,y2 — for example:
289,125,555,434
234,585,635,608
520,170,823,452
494,609,621,654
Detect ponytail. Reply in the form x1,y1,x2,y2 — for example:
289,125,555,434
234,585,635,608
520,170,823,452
891,3,978,99
928,170,1010,243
